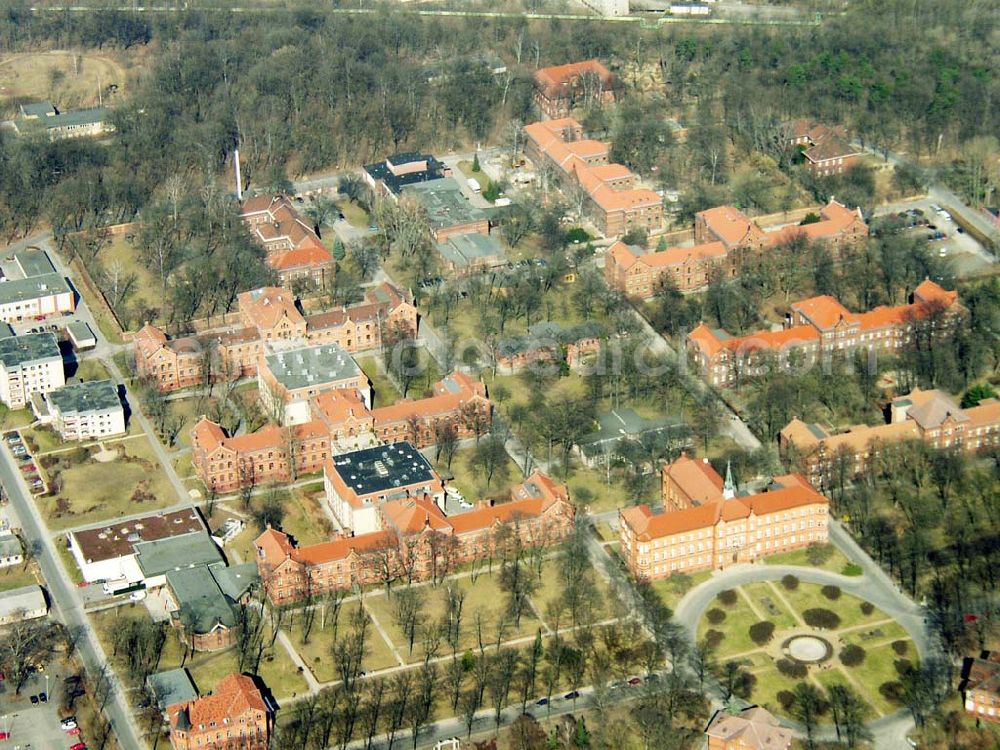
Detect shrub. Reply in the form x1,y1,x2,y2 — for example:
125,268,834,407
839,644,866,667
821,585,842,600
707,608,727,624
705,630,724,649
806,543,834,566
781,574,800,590
564,227,591,244
717,589,738,606
777,659,808,679
891,639,909,655
879,681,904,703
860,601,875,615
803,608,841,629
842,563,863,577
895,658,914,677
777,690,796,710
733,670,757,700
749,621,776,646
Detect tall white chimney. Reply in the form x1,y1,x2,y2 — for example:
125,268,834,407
234,148,243,200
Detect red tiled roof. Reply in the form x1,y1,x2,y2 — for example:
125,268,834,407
238,287,303,331
382,494,451,534
169,673,268,733
268,244,334,272
697,205,766,246
535,60,613,100
662,453,724,505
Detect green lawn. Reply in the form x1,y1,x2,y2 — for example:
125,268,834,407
363,572,543,663
742,582,799,631
848,641,912,716
91,608,309,701
73,358,112,382
280,483,334,546
698,595,762,657
650,570,712,611
20,424,67,454
336,198,369,229
173,451,194,479
38,435,179,530
0,562,39,592
530,556,614,623
567,466,634,513
160,395,221,449
357,356,401,408
434,444,521,503
55,538,85,584
762,544,853,574
102,235,163,324
840,619,909,647
0,406,36,430
779,583,888,630
284,600,398,680
746,662,792,715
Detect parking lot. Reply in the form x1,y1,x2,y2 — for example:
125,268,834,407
0,666,83,749
5,433,44,495
875,197,996,278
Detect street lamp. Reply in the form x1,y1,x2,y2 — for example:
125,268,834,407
45,674,49,702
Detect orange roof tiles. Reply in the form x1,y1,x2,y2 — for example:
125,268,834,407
622,502,722,540
635,241,728,269
268,244,333,272
312,389,372,424
382,495,451,534
238,287,303,331
663,453,724,505
447,495,546,534
790,295,852,329
698,205,766,246
535,60,613,100
191,417,226,453
169,673,268,733
587,164,633,181
293,530,392,565
195,418,284,456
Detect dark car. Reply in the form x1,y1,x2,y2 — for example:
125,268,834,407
535,697,549,706
39,691,47,702
564,691,580,700
627,677,642,686
30,694,39,704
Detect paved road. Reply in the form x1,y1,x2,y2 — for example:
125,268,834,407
0,444,147,750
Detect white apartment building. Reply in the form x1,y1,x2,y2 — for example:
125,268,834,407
0,333,65,409
37,379,126,441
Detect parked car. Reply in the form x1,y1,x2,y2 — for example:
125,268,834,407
71,743,88,750
30,694,39,704
535,697,549,706
60,717,77,730
627,677,642,686
39,691,47,702
564,691,580,700
129,590,147,602
66,727,81,736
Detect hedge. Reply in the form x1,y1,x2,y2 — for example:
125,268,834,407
777,690,796,710
781,574,800,590
895,658,914,677
860,601,875,615
806,543,834,566
891,639,909,655
803,608,841,629
705,629,724,649
880,681,904,703
839,644,865,667
749,621,776,646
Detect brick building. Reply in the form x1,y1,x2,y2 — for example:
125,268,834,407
191,372,491,493
533,61,615,120
687,279,962,386
781,388,1000,487
961,652,1000,724
254,471,574,605
783,119,860,177
257,343,369,425
524,118,662,238
239,195,334,289
606,199,867,300
167,673,272,750
619,456,828,579
134,283,416,392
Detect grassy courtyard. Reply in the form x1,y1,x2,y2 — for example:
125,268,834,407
0,561,40,592
90,607,309,701
433,444,521,503
37,435,178,530
357,356,401,408
698,580,914,722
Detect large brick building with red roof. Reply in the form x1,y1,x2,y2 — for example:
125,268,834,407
533,60,615,120
781,388,1000,487
134,283,416,393
167,672,272,750
240,195,334,289
254,471,574,605
524,118,662,238
620,456,828,579
605,199,867,299
687,279,962,386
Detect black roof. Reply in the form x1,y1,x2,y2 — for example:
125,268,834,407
329,441,438,497
364,153,446,195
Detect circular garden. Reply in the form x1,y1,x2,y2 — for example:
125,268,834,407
697,574,916,722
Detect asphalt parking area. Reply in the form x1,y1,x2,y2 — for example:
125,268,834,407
0,670,74,749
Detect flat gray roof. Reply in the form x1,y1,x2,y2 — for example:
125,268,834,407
47,379,121,416
146,668,198,711
0,584,46,617
0,272,72,306
0,533,23,558
135,531,224,578
437,233,505,268
14,249,56,277
67,321,95,344
0,332,61,369
403,177,487,230
264,343,361,391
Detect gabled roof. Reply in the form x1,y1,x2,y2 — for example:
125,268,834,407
268,244,333,272
535,60,613,100
803,137,860,164
662,453,724,506
168,673,268,734
238,287,304,331
790,295,853,329
905,389,967,429
705,706,792,750
697,205,766,246
382,495,451,535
